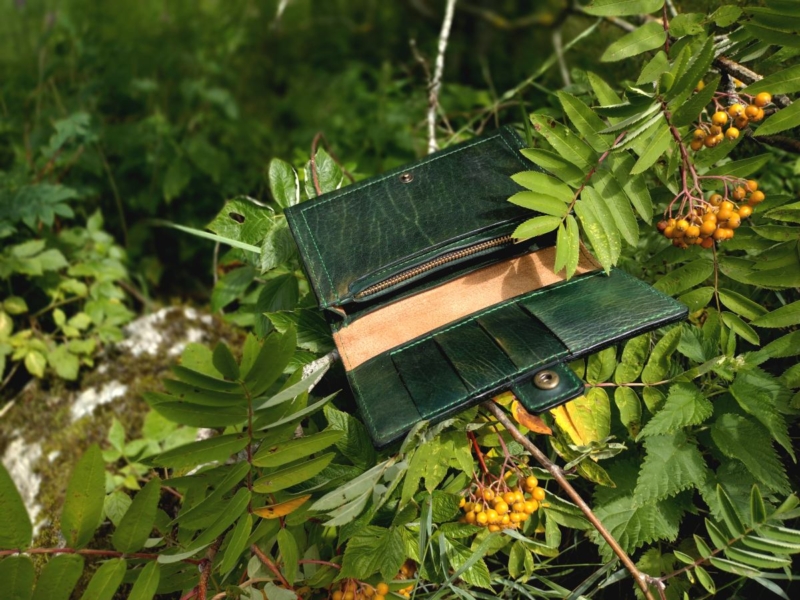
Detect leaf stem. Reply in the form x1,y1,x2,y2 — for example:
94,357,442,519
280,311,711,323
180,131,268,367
251,544,291,588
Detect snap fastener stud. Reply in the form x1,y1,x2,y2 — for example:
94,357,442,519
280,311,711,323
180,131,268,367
399,172,414,183
533,370,559,390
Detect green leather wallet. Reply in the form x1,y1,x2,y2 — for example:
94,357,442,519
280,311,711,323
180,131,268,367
285,127,687,446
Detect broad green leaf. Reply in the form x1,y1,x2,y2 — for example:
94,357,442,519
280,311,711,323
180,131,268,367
519,149,584,185
511,216,561,241
555,216,580,278
671,74,720,128
641,326,680,384
670,12,705,37
610,154,653,222
601,22,667,63
592,170,639,246
705,154,771,180
340,526,406,582
253,453,334,493
212,342,240,381
557,91,610,152
508,192,569,217
587,347,617,384
24,351,46,378
750,300,800,328
170,365,240,392
744,23,800,48
206,196,273,246
713,414,792,495
305,147,343,196
614,334,650,384
253,430,343,467
312,460,389,511
323,404,376,470
112,477,161,553
637,51,669,84
765,201,800,223
614,387,642,438
269,158,300,209
745,64,800,95
638,383,712,438
61,445,105,548
149,434,249,469
220,514,252,574
718,289,768,321
653,259,713,296
144,393,248,428
320,490,370,527
583,0,664,16
711,5,742,26
243,327,296,397
511,172,573,201
721,312,760,346
0,464,32,550
529,114,596,170
127,562,160,600
730,371,794,460
277,528,299,583
31,555,84,600
634,431,708,502
679,286,714,311
78,558,126,600
756,102,800,138
0,556,34,600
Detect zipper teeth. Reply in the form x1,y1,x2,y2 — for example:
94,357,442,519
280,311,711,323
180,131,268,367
354,235,513,299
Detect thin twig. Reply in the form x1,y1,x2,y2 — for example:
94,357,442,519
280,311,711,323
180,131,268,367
197,539,223,600
483,401,657,600
251,544,291,588
552,27,571,87
427,0,458,154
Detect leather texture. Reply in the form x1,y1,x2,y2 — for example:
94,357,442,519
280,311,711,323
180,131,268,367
285,127,688,447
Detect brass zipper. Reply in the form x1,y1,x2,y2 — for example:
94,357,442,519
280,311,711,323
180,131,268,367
354,235,514,299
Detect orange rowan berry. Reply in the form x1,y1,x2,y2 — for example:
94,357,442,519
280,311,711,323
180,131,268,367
713,228,728,240
502,491,516,505
738,205,753,218
685,225,701,239
727,214,742,229
732,187,747,200
754,108,765,121
494,500,509,515
708,193,723,206
664,226,675,238
700,221,716,236
734,115,749,129
728,103,745,117
701,237,714,249
721,200,735,212
745,105,760,119
376,583,390,596
749,190,765,204
693,128,706,139
676,219,689,232
745,180,758,192
525,476,538,490
709,125,723,136
725,127,740,140
712,111,728,126
704,135,719,148
690,139,703,151
532,487,546,501
755,92,772,107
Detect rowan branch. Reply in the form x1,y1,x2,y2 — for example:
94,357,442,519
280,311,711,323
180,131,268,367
483,401,658,600
428,0,458,154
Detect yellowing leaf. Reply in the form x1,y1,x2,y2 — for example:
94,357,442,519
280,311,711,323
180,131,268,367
550,389,611,448
492,391,516,407
252,494,311,519
511,401,553,435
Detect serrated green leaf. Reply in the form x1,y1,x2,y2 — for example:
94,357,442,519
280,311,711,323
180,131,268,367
745,64,800,95
277,528,299,583
641,326,680,384
718,289,768,321
243,327,296,396
635,431,708,502
253,430,343,467
175,462,250,527
256,362,330,410
638,383,712,438
529,114,597,170
269,158,300,209
519,149,584,185
161,379,246,407
718,484,746,535
583,0,664,16
312,461,388,512
592,170,639,246
653,259,713,296
705,154,771,180
610,154,653,222
170,365,240,392
508,192,570,217
750,485,767,524
150,434,249,470
672,75,720,127
220,513,252,574
633,126,671,179
722,312,760,345
61,445,105,548
601,22,666,62
512,216,561,241
578,186,621,267
764,201,800,223
558,91,611,152
666,37,715,104
255,392,335,432
679,287,714,311
744,23,800,48
745,534,800,554
555,216,580,278
709,556,763,577
0,556,34,600
599,102,660,134
253,453,334,493
725,546,791,569
144,393,248,428
211,342,239,381
0,464,32,551
750,300,800,328
31,555,84,600
112,477,161,553
512,171,573,201
127,562,160,600
340,526,405,581
637,51,669,84
78,558,126,600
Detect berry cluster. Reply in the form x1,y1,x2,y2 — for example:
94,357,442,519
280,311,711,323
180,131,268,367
331,580,391,600
458,475,545,531
657,180,764,248
690,92,773,151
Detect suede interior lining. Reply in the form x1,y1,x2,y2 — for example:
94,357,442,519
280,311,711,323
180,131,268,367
334,246,601,371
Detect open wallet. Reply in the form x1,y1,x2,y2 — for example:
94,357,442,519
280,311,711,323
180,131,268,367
285,127,688,447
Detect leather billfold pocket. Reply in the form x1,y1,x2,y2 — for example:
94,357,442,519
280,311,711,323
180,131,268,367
285,127,687,446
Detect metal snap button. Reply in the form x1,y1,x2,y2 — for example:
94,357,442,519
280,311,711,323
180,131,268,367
533,370,560,390
399,172,414,183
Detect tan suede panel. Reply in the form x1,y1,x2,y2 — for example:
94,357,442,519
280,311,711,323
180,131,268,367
334,246,601,371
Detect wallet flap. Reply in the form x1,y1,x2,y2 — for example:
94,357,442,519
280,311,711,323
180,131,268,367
285,127,537,309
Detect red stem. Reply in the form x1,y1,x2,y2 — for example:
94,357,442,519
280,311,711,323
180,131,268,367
467,431,490,475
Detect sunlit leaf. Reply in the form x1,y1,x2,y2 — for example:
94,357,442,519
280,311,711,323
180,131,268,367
61,445,105,548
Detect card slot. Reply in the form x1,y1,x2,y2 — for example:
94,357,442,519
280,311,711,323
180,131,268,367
434,321,517,391
476,303,568,370
392,340,469,417
348,354,422,447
